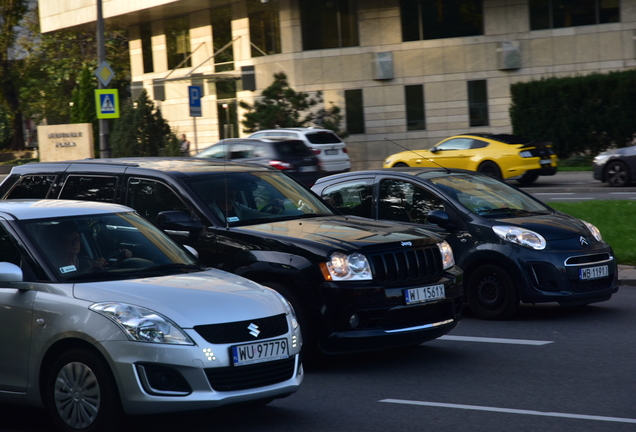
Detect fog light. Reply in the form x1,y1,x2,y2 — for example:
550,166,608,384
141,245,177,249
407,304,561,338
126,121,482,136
349,313,360,329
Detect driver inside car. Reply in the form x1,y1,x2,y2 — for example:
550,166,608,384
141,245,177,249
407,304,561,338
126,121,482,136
210,183,284,222
48,222,131,274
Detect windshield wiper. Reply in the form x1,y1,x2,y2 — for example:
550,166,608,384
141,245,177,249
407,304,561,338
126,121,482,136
476,207,542,216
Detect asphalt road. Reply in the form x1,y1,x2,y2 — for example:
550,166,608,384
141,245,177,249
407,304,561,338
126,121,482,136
511,171,636,202
2,287,633,432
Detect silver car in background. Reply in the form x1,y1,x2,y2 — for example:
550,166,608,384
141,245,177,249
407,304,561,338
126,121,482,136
0,200,302,432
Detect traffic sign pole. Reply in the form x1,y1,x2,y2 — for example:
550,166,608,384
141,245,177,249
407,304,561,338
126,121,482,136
188,86,203,154
96,0,110,158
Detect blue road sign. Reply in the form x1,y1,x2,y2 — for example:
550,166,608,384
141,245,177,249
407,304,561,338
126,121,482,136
189,86,202,117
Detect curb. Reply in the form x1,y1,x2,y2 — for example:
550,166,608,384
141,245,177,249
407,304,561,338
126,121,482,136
618,265,636,287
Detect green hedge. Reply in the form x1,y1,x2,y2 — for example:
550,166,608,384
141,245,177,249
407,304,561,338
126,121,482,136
510,69,636,159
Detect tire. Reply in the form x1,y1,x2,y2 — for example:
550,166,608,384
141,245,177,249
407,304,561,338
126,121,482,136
605,161,630,187
393,162,408,167
517,172,539,185
466,264,519,320
46,349,123,432
477,161,502,179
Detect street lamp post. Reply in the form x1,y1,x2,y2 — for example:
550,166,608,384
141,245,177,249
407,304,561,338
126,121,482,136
97,0,110,158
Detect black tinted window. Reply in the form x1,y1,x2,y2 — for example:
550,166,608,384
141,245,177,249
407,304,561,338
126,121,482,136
6,175,55,199
305,131,342,144
126,178,190,225
59,176,117,203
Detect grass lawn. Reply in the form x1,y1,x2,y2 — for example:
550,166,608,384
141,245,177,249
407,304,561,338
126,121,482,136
550,200,636,266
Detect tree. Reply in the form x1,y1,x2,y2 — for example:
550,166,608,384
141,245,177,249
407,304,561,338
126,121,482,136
239,72,346,136
0,0,29,150
71,65,99,155
110,90,180,157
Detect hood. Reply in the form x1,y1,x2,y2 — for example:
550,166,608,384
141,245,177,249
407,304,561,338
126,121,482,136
237,215,442,251
73,269,285,328
494,213,590,241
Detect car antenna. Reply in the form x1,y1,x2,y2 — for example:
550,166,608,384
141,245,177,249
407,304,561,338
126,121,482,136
383,137,451,174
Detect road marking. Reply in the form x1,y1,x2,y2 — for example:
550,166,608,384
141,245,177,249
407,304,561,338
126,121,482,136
534,192,574,195
379,400,636,424
610,192,636,194
438,335,553,345
547,197,593,200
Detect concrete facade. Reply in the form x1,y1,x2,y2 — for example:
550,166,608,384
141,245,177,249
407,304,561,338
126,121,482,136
39,0,636,170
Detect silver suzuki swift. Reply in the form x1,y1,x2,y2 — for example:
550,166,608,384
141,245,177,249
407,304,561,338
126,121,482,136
0,200,303,432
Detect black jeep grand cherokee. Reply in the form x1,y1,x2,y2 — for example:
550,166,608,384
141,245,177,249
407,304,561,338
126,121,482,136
0,158,463,354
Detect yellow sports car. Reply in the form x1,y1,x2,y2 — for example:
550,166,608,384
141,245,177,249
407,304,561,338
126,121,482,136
383,133,559,185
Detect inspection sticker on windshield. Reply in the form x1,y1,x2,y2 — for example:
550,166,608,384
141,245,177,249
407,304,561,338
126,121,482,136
579,265,608,280
232,338,289,366
404,284,445,305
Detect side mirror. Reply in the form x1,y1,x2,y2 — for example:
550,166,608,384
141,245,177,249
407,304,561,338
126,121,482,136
427,210,450,228
156,211,204,231
429,147,439,153
183,244,199,258
0,262,24,283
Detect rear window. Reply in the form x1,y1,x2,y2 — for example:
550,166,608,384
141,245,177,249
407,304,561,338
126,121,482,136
305,131,342,144
273,140,314,157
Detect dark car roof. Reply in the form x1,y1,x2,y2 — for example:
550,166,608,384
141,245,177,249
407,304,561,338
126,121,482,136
8,157,277,176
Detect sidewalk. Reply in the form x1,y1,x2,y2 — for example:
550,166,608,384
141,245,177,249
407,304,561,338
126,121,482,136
618,265,636,286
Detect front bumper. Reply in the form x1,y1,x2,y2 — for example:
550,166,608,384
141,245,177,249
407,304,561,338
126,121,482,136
513,245,618,306
317,270,464,354
102,331,303,415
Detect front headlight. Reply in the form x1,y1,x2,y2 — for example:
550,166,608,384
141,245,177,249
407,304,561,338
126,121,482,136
593,154,611,165
438,241,455,270
582,220,602,241
90,302,194,345
493,226,547,250
267,288,299,330
322,252,372,281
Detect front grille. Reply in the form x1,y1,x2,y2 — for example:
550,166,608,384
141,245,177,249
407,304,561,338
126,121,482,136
205,356,296,391
194,314,288,344
370,246,443,284
569,278,615,293
565,253,612,266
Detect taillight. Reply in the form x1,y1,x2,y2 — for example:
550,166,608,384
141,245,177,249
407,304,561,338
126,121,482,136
269,160,293,170
311,147,321,155
342,147,348,154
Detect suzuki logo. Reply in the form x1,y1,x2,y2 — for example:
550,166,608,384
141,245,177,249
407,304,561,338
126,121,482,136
401,241,412,247
579,236,589,247
248,323,260,338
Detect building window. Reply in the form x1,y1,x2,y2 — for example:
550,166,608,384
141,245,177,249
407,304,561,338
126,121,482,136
345,89,365,134
530,0,620,30
141,23,154,73
165,15,191,70
248,0,281,57
405,85,425,131
300,0,359,51
400,0,483,42
211,6,234,72
468,80,489,127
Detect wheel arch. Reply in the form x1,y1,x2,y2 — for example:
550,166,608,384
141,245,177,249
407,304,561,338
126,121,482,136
38,338,116,408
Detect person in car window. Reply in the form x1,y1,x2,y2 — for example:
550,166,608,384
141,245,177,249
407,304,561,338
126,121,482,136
210,186,284,222
48,222,130,274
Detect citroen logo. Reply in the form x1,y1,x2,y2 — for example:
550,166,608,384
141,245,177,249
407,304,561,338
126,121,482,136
579,236,589,247
248,323,260,338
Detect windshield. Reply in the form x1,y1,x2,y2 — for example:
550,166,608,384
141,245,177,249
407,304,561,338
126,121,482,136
21,212,201,282
424,173,551,217
183,171,334,226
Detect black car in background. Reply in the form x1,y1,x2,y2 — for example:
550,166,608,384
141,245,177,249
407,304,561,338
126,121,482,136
195,138,321,186
593,144,636,186
312,168,619,320
0,159,463,355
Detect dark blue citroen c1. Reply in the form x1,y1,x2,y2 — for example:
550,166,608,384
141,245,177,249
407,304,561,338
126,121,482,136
312,168,619,320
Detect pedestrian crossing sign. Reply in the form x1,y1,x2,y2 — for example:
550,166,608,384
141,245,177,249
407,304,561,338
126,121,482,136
95,89,120,119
